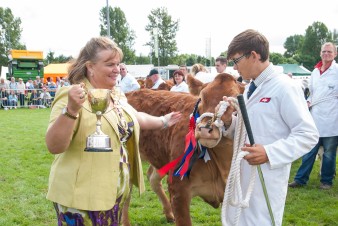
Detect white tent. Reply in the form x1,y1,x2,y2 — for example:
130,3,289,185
126,64,154,78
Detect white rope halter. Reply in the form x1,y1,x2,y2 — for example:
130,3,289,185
220,97,257,226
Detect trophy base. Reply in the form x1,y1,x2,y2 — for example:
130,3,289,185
84,135,112,152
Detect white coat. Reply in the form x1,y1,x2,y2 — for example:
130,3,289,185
170,81,189,93
120,73,140,93
225,64,319,226
308,60,338,137
151,78,165,89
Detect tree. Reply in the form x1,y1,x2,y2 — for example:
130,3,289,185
0,7,26,67
44,50,73,65
300,21,332,69
100,6,136,64
283,35,304,58
145,7,179,66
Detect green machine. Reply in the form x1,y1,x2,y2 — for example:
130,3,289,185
7,49,44,82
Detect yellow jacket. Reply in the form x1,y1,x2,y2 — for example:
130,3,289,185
46,80,144,211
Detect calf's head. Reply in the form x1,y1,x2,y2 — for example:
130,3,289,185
194,73,244,148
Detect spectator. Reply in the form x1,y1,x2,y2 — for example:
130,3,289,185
215,55,228,73
119,63,140,93
29,89,40,106
219,29,318,225
0,78,9,91
36,76,42,86
179,65,189,77
8,90,18,109
26,78,34,93
8,77,17,94
62,77,70,86
0,87,9,109
55,77,61,87
48,81,57,98
147,68,165,89
170,70,189,93
289,42,338,190
39,87,52,107
17,78,26,106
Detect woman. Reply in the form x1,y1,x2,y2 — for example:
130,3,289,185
170,70,189,93
45,37,181,225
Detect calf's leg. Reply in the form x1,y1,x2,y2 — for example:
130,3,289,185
147,165,175,222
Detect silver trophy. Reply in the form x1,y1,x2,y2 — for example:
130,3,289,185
84,89,112,152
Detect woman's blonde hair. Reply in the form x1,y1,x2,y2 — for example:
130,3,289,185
190,63,208,76
67,36,123,84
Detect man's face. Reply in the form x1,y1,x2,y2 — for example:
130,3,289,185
320,44,337,63
179,67,188,75
120,66,127,77
149,73,159,83
230,53,251,80
215,61,227,73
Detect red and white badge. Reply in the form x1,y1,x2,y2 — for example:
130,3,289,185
260,97,271,103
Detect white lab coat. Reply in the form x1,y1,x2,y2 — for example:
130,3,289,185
119,73,140,93
170,81,189,93
225,65,319,226
195,71,217,83
308,60,338,137
151,78,165,89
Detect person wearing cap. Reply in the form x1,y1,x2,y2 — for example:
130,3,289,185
119,63,140,93
170,70,189,93
147,68,165,89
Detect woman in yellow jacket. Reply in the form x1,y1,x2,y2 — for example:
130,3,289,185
45,37,181,225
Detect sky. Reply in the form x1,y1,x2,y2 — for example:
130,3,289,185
1,0,338,60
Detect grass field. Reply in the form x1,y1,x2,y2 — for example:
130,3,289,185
0,108,337,226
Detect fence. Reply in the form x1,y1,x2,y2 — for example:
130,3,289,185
0,88,55,109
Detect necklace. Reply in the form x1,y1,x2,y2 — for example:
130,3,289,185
111,89,129,139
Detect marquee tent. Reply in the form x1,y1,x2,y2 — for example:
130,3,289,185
44,63,70,82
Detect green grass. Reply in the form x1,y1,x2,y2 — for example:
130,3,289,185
0,109,337,226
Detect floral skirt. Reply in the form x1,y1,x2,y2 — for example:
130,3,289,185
53,147,131,226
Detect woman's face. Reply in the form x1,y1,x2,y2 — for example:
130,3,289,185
88,49,121,89
174,73,184,84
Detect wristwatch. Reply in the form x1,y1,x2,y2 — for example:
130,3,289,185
62,107,79,120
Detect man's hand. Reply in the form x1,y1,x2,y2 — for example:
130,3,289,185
242,144,269,165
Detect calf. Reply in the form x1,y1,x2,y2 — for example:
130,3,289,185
124,73,244,226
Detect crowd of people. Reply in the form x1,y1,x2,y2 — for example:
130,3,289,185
0,76,70,109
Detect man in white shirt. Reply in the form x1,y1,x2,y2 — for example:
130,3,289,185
219,29,319,226
289,42,338,190
119,63,140,93
147,69,165,89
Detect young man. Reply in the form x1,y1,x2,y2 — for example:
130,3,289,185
219,29,319,225
215,55,228,73
289,42,338,190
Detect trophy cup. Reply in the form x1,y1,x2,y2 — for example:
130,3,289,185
84,89,113,152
